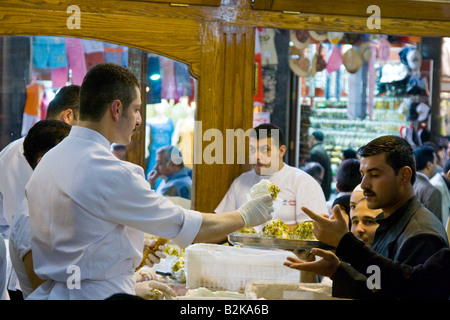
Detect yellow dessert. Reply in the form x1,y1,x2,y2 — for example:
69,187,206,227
262,219,291,239
237,227,256,234
292,221,316,240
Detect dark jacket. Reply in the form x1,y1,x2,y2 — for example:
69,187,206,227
332,196,449,299
307,142,332,200
335,232,450,300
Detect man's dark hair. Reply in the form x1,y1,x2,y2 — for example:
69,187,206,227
358,135,416,185
342,148,357,160
80,63,140,122
312,131,324,142
251,123,285,147
23,120,71,169
46,85,80,121
303,162,324,182
414,145,436,171
336,158,362,192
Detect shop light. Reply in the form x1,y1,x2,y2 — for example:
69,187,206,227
150,74,161,81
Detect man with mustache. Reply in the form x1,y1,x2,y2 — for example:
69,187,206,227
288,135,449,299
215,123,328,232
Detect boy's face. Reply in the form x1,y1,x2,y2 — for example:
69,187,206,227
350,190,382,247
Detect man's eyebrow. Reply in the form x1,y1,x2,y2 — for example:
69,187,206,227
351,214,378,222
361,167,381,174
350,198,366,206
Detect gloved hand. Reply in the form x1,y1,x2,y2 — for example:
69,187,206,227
237,194,274,227
134,266,158,283
143,238,167,268
135,280,177,300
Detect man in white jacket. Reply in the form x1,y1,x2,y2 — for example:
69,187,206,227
215,123,328,226
0,85,80,298
25,63,273,300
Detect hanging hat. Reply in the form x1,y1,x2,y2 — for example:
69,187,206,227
406,48,422,70
343,48,363,74
316,48,327,72
391,63,410,82
290,30,310,49
311,53,318,76
377,39,391,61
380,64,395,83
289,54,311,78
398,47,411,66
311,45,327,76
358,42,372,62
416,102,430,122
309,31,328,42
327,32,344,45
342,33,362,45
326,45,342,73
290,45,302,57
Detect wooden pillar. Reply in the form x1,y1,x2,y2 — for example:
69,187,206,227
127,48,147,166
421,37,442,145
193,22,255,212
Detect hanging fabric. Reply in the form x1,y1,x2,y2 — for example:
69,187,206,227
254,28,265,107
21,82,44,136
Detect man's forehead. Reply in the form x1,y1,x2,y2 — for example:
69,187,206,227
360,153,387,169
250,136,275,146
156,152,165,160
134,87,142,105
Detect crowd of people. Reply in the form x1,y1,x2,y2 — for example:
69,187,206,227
286,135,450,300
0,62,449,300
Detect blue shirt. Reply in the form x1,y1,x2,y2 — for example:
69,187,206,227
156,169,192,200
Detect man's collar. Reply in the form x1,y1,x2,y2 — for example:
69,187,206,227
416,171,431,181
167,168,188,180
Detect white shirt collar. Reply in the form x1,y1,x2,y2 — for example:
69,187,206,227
416,171,430,182
69,126,111,150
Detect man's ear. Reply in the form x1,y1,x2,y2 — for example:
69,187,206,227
398,166,413,185
110,100,122,122
61,109,73,124
279,145,287,158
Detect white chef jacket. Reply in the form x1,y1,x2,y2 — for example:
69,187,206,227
215,164,328,224
9,198,33,298
0,137,33,230
25,126,203,300
0,136,32,293
0,233,9,300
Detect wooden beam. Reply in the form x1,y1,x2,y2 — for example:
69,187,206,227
133,0,221,5
253,0,450,22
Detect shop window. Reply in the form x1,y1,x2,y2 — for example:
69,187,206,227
253,29,444,198
145,54,197,198
0,36,196,204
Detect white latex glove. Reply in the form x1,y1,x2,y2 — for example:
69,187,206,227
143,238,167,267
237,194,274,227
134,267,157,283
135,280,177,300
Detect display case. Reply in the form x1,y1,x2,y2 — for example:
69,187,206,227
309,96,406,150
